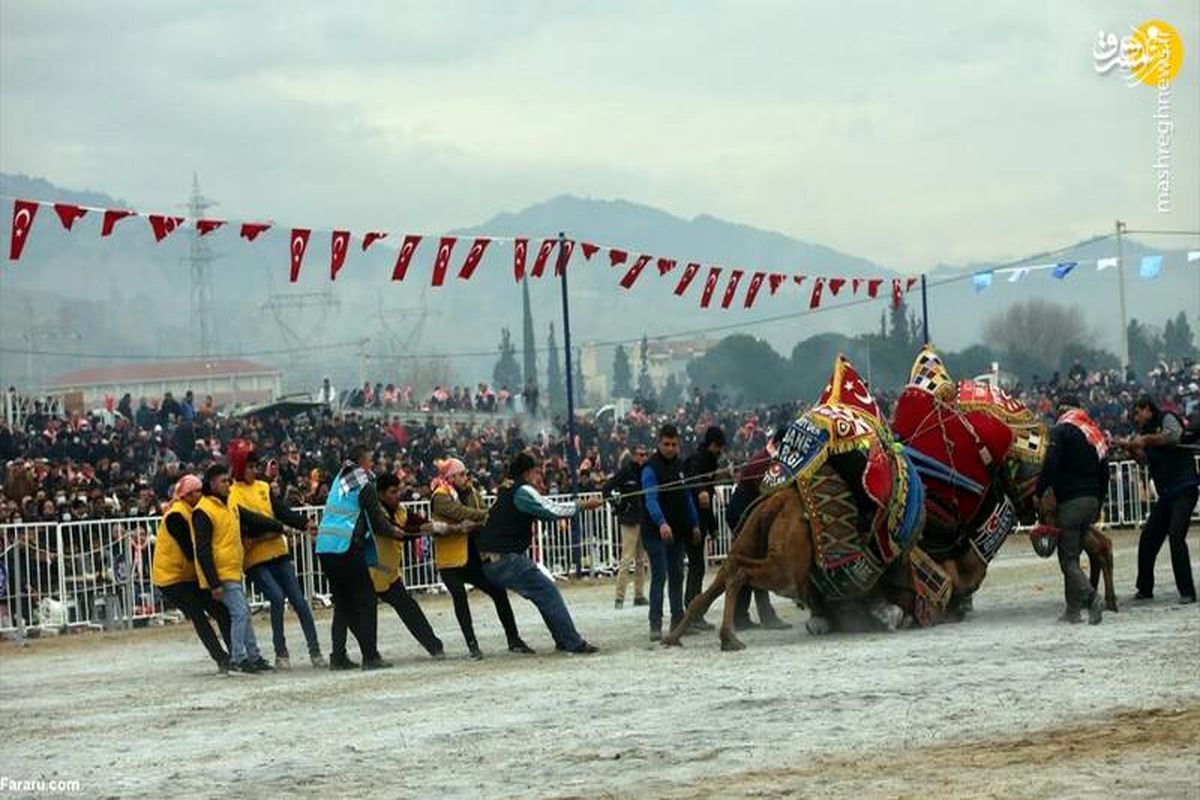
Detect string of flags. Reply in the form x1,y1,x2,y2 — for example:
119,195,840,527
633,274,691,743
971,250,1198,293
7,196,1197,312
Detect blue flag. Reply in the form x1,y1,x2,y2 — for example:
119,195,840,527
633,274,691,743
972,272,993,293
1053,261,1077,279
1139,254,1162,279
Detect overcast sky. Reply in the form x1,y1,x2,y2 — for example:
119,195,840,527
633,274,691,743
2,1,1197,271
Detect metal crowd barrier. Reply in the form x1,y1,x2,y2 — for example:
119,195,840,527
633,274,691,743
2,457,1197,637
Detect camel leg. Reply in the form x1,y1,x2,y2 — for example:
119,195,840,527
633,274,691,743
662,564,728,647
806,590,833,635
718,570,748,652
1085,528,1118,612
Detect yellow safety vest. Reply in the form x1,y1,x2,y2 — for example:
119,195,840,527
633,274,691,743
194,494,243,589
370,506,408,593
231,479,289,569
152,500,196,587
432,486,485,570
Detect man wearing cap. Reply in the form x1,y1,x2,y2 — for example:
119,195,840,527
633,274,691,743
152,474,232,673
1034,397,1109,624
682,426,726,631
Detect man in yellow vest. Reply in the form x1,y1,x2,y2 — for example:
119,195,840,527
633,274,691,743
193,463,290,675
231,447,325,670
152,474,232,673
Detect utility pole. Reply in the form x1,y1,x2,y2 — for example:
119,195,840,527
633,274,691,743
1116,220,1129,376
187,174,218,355
920,274,930,344
556,232,584,576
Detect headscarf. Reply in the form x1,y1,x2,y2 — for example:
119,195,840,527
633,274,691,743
172,474,202,500
430,457,466,499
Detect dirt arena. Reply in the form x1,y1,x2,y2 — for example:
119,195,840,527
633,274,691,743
2,528,1197,799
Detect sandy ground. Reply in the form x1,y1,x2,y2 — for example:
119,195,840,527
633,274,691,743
1,528,1198,800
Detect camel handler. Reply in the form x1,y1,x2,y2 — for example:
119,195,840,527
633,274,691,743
152,474,232,673
372,472,458,659
1034,396,1108,625
229,442,326,670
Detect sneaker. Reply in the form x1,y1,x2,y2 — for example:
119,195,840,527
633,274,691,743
1058,609,1082,624
1132,591,1153,601
1087,593,1104,625
430,649,447,660
217,660,230,676
508,640,536,655
275,655,291,671
759,618,793,631
558,641,599,654
251,656,275,672
228,660,259,675
1179,595,1197,605
468,646,484,661
614,598,624,610
362,657,394,671
329,654,359,671
310,654,328,669
649,629,662,642
633,597,649,607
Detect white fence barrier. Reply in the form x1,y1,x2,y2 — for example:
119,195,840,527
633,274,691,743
3,458,1197,636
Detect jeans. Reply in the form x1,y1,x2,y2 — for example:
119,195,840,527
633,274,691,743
218,580,261,665
160,581,231,665
1056,496,1100,612
642,529,685,631
319,548,380,661
1136,487,1198,599
440,546,523,649
614,523,646,602
247,558,322,657
480,553,584,651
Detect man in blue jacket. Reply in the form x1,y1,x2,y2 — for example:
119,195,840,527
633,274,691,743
641,424,700,641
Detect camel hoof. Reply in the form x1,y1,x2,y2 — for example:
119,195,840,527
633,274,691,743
957,596,974,614
1106,599,1119,613
720,636,746,652
660,636,682,648
870,603,904,632
805,617,833,636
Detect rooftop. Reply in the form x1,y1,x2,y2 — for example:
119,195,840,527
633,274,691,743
46,359,280,387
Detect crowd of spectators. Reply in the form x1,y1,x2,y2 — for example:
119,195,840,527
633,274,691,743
2,357,1197,526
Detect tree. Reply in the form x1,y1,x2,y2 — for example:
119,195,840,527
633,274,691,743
492,328,521,391
1127,318,1164,378
688,334,795,404
572,347,585,406
661,373,684,409
889,297,912,349
611,344,633,398
521,278,538,389
1163,311,1196,362
981,299,1087,369
636,335,655,401
546,323,566,414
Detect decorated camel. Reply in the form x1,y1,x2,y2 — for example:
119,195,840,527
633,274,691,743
663,355,926,650
889,345,1116,624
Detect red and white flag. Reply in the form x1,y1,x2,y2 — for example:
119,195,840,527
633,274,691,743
699,266,723,308
148,214,184,242
608,248,628,267
101,209,134,237
828,277,845,297
391,234,422,281
240,222,271,241
361,231,387,251
720,269,744,309
809,277,825,309
892,278,902,308
431,236,458,286
458,237,491,281
906,276,919,292
289,228,311,283
53,203,87,231
768,273,787,295
330,229,350,281
657,257,677,276
196,219,225,236
530,238,556,278
852,278,862,295
513,237,528,281
743,271,766,308
867,278,883,298
674,262,702,296
9,199,38,261
580,241,600,260
554,239,575,276
618,254,653,289
793,274,806,290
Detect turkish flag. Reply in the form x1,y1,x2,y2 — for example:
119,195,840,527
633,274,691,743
674,262,702,296
828,277,846,297
330,229,351,281
809,277,825,309
608,248,628,267
9,199,38,261
721,269,744,309
793,274,806,289
818,354,882,420
53,203,87,231
699,266,723,308
148,214,184,242
907,276,919,292
892,279,903,308
240,222,272,241
530,239,556,278
554,239,575,276
361,231,387,251
431,236,457,286
743,271,766,308
391,234,422,281
513,238,528,282
580,241,599,260
101,209,134,237
458,237,491,281
657,258,677,276
852,278,862,295
196,219,225,236
289,228,311,283
618,254,653,289
867,278,883,298
768,273,787,295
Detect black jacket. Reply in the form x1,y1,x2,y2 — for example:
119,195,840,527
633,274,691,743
602,460,643,525
1035,423,1108,504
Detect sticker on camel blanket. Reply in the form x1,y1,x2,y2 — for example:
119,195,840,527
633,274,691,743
762,416,829,491
969,494,1017,563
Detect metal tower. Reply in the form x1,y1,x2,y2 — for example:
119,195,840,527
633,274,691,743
187,174,218,355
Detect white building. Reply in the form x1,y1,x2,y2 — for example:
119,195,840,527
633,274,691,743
44,359,282,410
